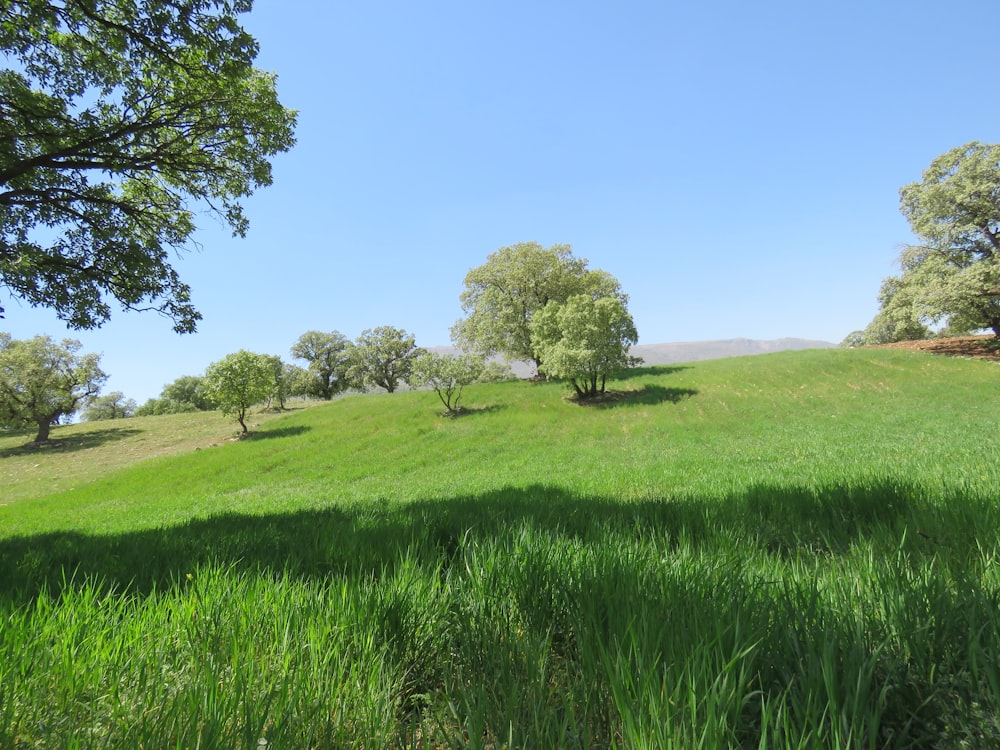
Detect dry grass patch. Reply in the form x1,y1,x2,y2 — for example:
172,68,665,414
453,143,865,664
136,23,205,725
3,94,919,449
874,334,1000,361
0,404,318,506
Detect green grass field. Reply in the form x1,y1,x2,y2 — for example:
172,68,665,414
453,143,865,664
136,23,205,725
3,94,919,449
2,347,999,748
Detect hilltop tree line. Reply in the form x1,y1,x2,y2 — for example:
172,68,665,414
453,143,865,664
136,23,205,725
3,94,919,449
1,243,641,441
6,132,1000,443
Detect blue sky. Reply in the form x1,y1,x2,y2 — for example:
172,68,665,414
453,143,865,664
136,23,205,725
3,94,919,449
5,0,1000,404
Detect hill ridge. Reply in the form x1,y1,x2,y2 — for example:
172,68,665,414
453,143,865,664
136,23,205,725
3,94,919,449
431,337,835,376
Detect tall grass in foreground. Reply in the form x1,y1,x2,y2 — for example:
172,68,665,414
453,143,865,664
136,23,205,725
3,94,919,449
3,500,1000,748
4,484,1000,748
2,349,1000,747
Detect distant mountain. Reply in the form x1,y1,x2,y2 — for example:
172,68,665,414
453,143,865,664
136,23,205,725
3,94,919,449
430,338,836,377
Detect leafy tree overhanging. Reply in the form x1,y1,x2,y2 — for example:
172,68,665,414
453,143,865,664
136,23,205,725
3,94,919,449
0,0,297,332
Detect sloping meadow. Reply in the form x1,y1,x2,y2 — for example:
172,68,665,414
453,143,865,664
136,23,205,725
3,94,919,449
2,348,1000,748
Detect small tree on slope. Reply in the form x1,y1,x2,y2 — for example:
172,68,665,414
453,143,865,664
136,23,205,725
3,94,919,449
203,350,275,434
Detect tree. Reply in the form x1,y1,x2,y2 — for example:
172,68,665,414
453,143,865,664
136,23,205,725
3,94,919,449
161,375,215,411
452,242,625,373
840,330,869,348
349,327,421,393
0,334,107,441
134,397,181,417
530,295,640,398
0,0,297,332
865,142,1000,339
411,351,485,415
203,349,274,433
290,330,352,399
281,362,313,400
262,353,292,410
858,276,934,345
476,360,515,383
82,391,137,421
134,374,214,415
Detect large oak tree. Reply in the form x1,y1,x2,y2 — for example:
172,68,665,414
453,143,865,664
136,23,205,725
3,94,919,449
863,142,1000,342
0,333,107,442
452,242,624,373
0,0,297,331
348,326,421,393
290,330,352,400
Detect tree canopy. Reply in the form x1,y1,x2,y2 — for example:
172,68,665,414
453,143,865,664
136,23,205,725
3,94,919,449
452,242,624,372
290,330,352,400
0,334,107,442
135,374,215,415
349,326,421,393
863,142,1000,342
530,295,639,398
162,374,215,411
82,391,137,421
280,361,312,401
203,349,274,433
411,351,485,415
0,0,297,332
261,353,294,410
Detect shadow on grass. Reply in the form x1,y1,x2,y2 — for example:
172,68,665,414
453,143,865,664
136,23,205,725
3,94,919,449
1,479,994,603
427,404,507,419
246,424,312,440
578,385,699,408
613,365,692,381
0,426,145,457
462,403,507,417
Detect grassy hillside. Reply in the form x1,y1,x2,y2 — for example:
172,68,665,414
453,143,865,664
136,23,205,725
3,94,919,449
2,348,1000,748
4,347,995,534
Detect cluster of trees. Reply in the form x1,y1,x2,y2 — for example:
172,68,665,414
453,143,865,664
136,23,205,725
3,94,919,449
1,242,642,440
185,240,646,429
453,242,639,397
0,324,502,441
127,327,429,434
848,141,1000,345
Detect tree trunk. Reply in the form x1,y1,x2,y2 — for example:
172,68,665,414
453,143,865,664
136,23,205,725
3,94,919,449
982,224,1000,254
533,358,548,380
33,419,51,443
